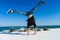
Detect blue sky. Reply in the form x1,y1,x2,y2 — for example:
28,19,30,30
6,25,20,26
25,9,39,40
0,0,60,26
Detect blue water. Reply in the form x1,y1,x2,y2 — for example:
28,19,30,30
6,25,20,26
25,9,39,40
0,25,60,31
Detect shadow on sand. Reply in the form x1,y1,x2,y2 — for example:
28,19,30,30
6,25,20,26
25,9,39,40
0,32,34,35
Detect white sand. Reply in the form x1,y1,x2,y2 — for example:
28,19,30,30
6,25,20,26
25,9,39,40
0,29,60,40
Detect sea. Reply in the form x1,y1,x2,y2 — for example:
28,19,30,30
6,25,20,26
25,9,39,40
0,25,60,31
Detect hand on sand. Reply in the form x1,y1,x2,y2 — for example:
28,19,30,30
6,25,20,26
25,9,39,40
33,33,36,35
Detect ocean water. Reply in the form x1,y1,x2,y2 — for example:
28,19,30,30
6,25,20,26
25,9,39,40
0,26,60,31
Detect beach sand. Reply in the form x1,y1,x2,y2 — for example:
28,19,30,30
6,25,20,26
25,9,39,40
0,29,60,40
